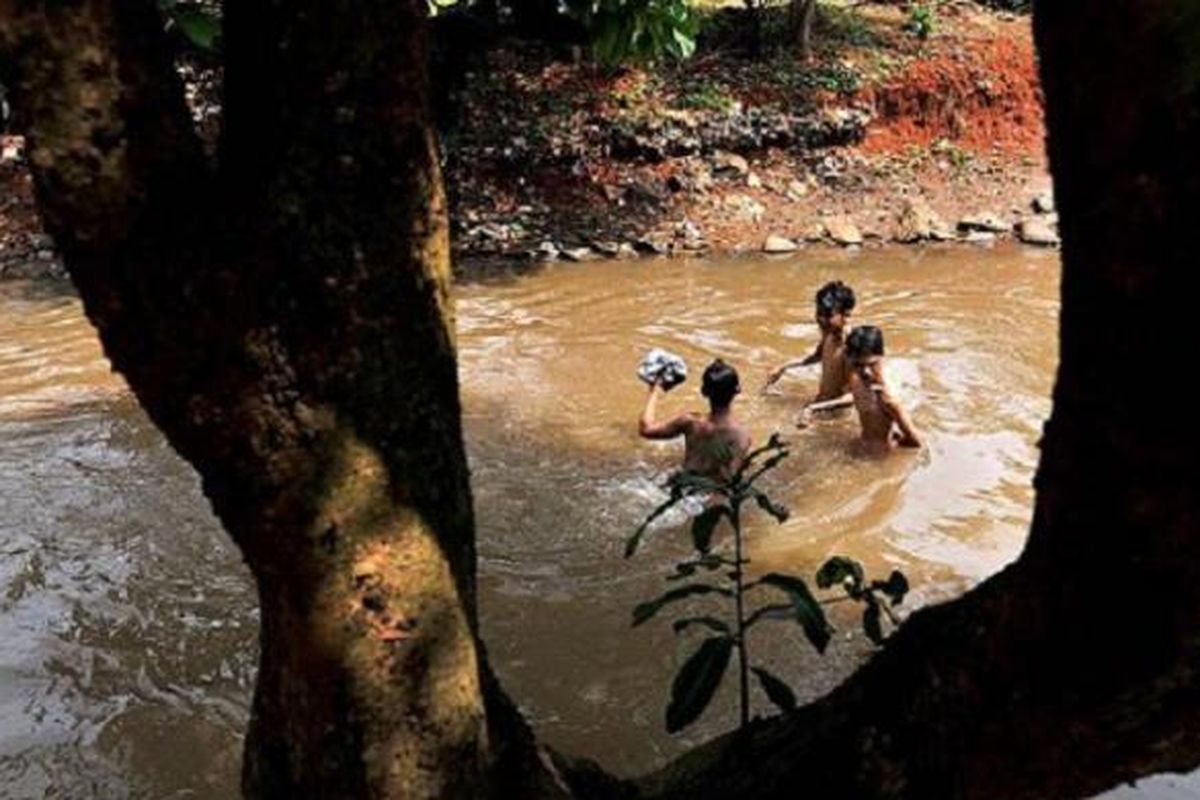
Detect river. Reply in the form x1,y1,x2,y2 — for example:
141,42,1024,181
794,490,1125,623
1,247,1187,798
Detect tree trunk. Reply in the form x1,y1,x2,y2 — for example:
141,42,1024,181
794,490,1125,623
791,0,817,61
1,1,565,797
625,3,1200,797
7,1,1200,799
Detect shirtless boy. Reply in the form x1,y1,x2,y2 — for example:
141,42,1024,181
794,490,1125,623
763,281,856,415
807,325,921,452
639,359,751,480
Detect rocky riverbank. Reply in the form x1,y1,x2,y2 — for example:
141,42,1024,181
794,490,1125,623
1,2,1052,280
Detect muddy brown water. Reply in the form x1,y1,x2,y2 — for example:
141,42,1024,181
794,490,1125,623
0,248,1186,798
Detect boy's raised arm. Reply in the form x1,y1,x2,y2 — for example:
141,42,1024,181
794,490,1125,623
638,383,692,440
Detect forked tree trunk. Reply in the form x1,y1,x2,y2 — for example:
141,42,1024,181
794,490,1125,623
0,1,561,797
6,1,1200,799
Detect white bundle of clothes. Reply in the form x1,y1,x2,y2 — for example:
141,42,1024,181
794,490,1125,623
637,348,688,391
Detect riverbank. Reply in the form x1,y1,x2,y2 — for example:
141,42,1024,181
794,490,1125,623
0,2,1051,280
447,2,1053,262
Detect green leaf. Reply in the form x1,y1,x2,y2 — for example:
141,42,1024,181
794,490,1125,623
666,636,733,733
666,562,696,581
668,553,729,581
752,490,790,523
170,8,220,49
755,574,831,653
863,597,884,645
872,570,910,606
632,583,732,627
690,506,727,553
751,666,797,713
672,616,731,635
744,602,793,628
735,433,786,476
816,556,865,593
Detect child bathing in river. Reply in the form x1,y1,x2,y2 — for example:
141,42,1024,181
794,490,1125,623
762,280,857,418
804,325,921,452
639,359,751,481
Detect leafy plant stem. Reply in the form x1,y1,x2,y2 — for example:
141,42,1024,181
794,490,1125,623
731,502,750,728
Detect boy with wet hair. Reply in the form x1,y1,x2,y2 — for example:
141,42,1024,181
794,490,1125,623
763,280,857,413
639,358,752,480
806,325,921,451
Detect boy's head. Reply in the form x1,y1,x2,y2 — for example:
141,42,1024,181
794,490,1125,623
845,325,885,367
814,281,856,334
701,359,740,411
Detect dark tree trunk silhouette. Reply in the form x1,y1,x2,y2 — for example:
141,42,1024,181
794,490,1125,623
790,0,817,61
625,4,1200,798
5,1,1200,799
1,1,560,797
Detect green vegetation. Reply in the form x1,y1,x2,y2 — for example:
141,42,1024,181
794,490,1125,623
158,0,221,49
567,0,699,66
905,4,937,40
627,434,908,732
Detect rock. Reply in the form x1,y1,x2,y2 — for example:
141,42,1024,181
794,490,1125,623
712,151,750,178
616,243,639,259
763,235,799,253
602,184,626,204
724,193,765,222
627,181,667,207
929,226,957,242
473,222,511,242
963,231,997,246
1,135,23,163
592,240,621,257
534,241,560,260
894,198,947,243
825,215,863,246
785,179,809,200
560,247,596,262
957,212,1011,234
633,237,670,255
675,218,702,240
746,172,762,189
801,223,827,242
1032,191,1056,214
1017,219,1060,246
35,249,55,261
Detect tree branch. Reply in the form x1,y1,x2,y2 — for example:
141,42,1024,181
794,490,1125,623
0,0,208,259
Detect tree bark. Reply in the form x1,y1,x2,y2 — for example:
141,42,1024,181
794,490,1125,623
7,1,1200,799
622,4,1200,798
1,1,567,797
790,0,818,61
